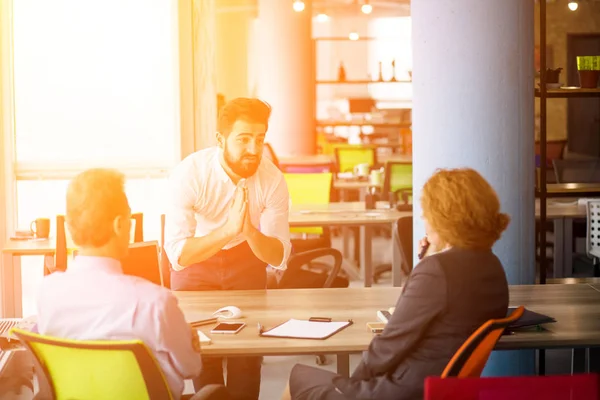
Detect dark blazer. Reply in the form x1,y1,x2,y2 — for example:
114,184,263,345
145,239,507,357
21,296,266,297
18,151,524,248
334,247,509,400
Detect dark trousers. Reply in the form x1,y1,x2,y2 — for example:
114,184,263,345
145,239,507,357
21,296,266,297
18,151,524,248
171,242,266,400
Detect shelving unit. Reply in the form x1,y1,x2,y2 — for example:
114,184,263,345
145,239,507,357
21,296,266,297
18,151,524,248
316,122,411,127
537,1,600,286
534,88,600,98
317,80,411,85
314,36,412,152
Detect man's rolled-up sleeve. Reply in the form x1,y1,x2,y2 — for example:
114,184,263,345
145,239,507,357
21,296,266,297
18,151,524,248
157,293,202,378
260,175,292,270
164,163,198,271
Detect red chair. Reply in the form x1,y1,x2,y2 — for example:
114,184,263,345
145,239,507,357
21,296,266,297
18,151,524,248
425,374,600,400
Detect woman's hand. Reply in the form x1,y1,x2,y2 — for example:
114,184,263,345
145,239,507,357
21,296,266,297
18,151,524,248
418,237,430,260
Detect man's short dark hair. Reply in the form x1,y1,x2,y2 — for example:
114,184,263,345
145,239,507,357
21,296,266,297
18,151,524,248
217,98,271,136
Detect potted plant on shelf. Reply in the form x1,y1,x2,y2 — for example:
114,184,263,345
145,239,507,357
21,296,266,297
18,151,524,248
545,67,562,88
577,56,600,88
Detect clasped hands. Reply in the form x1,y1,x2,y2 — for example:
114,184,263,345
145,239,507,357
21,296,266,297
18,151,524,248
224,181,256,238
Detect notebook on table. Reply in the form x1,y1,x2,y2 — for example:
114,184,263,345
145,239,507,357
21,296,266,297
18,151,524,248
259,318,353,340
387,307,555,330
507,307,556,330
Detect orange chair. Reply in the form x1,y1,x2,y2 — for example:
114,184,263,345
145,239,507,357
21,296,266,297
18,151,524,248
442,306,525,378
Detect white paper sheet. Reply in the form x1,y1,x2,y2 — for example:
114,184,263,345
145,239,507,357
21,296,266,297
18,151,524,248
197,330,211,344
261,319,351,339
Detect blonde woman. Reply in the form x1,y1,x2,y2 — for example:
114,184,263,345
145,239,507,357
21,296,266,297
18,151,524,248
282,168,510,400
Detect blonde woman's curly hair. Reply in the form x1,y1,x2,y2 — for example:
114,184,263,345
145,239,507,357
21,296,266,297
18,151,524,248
421,168,510,250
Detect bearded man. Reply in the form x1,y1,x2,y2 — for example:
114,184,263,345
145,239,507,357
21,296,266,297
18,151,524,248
165,98,291,400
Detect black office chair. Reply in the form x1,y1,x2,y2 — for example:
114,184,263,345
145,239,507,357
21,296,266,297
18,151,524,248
47,213,144,276
277,248,344,289
373,216,414,284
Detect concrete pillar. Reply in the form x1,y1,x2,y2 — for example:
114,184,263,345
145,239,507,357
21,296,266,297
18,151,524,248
216,11,252,100
193,0,217,150
412,0,536,375
256,0,315,156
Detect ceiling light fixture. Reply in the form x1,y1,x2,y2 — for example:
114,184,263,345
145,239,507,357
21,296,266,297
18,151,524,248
567,1,578,10
292,0,305,12
361,1,373,14
315,13,330,22
349,31,359,41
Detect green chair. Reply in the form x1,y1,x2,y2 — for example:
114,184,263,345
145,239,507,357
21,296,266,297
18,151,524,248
284,172,333,244
10,328,225,400
383,161,413,200
334,146,376,173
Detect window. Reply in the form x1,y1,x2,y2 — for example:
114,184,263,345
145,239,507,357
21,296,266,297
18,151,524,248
9,0,183,315
12,0,181,172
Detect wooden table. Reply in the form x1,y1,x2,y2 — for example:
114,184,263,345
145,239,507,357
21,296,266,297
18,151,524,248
289,202,408,286
1,239,58,319
278,154,412,169
333,179,382,192
545,184,600,197
175,284,600,377
540,199,588,279
499,284,600,350
288,200,588,287
0,200,590,318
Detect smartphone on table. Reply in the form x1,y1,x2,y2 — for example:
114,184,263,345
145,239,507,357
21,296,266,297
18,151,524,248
210,322,246,334
366,322,385,334
377,310,392,324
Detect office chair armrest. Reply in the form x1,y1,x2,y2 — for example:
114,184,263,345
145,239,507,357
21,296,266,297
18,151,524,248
287,248,343,288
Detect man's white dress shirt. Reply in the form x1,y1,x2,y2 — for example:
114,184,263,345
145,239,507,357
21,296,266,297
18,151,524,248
37,256,202,399
164,146,292,271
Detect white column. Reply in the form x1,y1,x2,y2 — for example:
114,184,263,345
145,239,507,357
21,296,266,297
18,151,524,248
216,11,252,100
192,0,217,150
256,0,315,156
412,0,535,375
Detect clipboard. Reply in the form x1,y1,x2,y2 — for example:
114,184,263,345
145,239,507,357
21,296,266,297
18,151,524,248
258,318,353,340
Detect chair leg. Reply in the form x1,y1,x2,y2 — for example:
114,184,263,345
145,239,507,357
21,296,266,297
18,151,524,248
594,258,600,277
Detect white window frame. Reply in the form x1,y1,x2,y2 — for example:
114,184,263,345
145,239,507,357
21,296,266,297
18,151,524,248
1,0,197,231
1,0,18,238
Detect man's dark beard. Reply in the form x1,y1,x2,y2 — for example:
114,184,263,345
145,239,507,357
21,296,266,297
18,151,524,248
224,149,260,178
